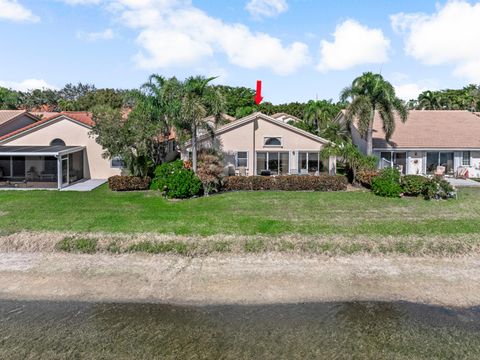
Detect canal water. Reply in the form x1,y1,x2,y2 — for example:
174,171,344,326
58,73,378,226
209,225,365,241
0,300,479,359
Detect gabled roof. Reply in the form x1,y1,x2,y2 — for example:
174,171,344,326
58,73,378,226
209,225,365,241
345,110,480,149
271,112,302,123
0,112,94,143
0,110,39,127
203,113,236,124
191,112,329,145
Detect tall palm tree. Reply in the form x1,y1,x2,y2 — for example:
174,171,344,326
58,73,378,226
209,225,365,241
418,90,441,110
340,72,408,156
304,100,335,133
165,76,225,173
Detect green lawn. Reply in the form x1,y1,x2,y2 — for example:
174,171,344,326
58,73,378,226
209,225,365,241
0,185,479,236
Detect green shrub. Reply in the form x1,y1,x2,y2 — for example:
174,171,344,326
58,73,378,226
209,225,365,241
151,160,202,198
108,176,151,191
150,160,185,191
371,168,402,197
401,175,429,196
56,237,97,254
224,175,347,192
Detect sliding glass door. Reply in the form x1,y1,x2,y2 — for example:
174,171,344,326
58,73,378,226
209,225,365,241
256,152,289,175
298,152,322,175
426,152,454,174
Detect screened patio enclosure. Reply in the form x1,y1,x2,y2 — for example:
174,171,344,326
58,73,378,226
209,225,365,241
0,146,85,189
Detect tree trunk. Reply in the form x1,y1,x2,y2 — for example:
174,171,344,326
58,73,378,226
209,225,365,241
366,111,374,156
192,121,197,173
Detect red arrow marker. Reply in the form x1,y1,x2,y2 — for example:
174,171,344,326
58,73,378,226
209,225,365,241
254,80,263,105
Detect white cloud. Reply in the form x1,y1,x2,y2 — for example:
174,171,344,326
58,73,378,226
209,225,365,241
59,0,102,5
0,79,57,92
0,0,39,23
317,19,390,72
110,0,309,75
245,0,288,18
392,76,439,101
76,28,115,41
391,1,480,82
394,83,428,101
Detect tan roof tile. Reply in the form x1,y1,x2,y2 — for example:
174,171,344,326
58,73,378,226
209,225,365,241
0,110,29,126
359,110,480,149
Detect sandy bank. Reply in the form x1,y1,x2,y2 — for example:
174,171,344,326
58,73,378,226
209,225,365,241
0,252,479,307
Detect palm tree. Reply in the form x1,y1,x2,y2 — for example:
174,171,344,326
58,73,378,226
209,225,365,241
165,76,225,173
340,72,408,156
304,100,334,133
320,119,349,144
418,90,441,110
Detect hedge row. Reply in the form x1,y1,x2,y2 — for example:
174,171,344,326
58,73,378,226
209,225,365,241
108,176,151,191
224,175,347,192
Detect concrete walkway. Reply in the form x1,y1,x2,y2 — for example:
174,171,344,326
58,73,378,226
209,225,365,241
446,178,480,187
61,179,107,191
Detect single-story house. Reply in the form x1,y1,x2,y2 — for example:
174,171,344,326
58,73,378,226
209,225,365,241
0,111,122,189
182,112,336,176
341,110,480,177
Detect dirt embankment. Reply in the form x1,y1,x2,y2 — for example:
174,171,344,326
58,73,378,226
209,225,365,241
0,250,479,307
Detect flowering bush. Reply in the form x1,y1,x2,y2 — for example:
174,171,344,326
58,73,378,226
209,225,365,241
196,153,225,195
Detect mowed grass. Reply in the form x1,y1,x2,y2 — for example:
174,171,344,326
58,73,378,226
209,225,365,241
0,185,480,236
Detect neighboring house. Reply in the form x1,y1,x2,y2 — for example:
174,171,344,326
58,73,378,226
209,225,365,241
0,111,122,189
271,112,302,124
182,112,335,176
342,110,480,177
163,113,237,162
0,110,39,137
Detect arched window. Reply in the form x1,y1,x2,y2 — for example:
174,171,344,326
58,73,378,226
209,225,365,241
50,138,66,146
264,137,282,146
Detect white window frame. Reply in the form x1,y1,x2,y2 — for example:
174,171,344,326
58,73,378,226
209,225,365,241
263,136,283,148
235,151,249,169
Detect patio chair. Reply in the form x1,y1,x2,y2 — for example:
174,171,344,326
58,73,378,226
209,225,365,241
434,166,446,177
237,166,247,176
456,167,468,179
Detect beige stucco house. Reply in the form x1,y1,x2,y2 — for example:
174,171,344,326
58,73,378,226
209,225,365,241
183,112,335,176
342,110,480,178
0,111,121,189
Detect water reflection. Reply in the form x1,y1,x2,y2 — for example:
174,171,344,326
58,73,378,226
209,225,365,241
0,300,479,359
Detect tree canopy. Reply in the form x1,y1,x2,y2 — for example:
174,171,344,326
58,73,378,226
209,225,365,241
341,72,408,155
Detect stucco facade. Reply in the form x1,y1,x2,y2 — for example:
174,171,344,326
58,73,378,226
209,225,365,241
184,112,333,175
342,110,480,178
1,116,121,179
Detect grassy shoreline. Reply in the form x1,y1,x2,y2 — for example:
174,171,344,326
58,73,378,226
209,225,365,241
2,231,480,257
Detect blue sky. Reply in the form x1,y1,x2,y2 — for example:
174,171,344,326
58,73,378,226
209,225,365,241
1,0,480,103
